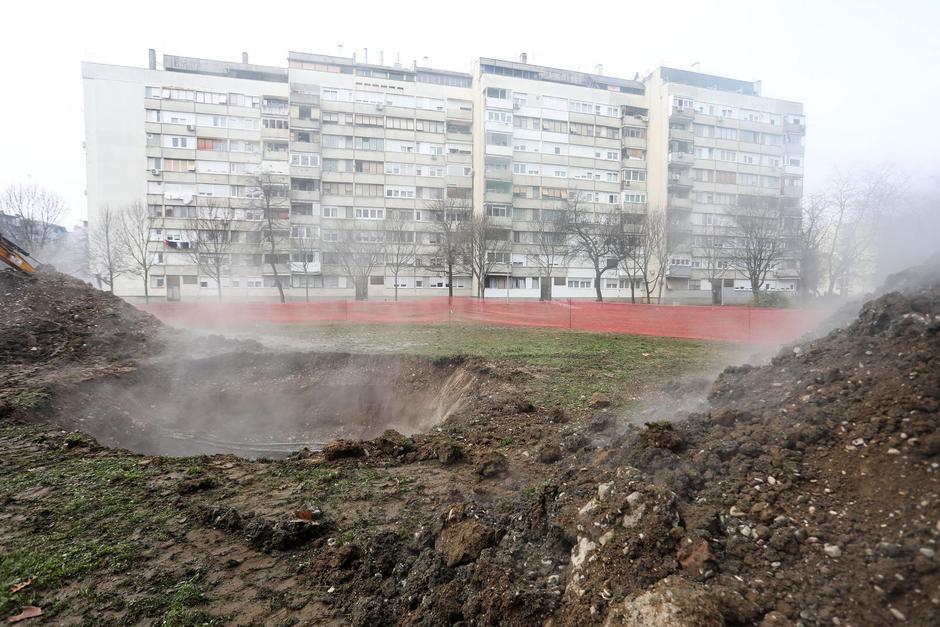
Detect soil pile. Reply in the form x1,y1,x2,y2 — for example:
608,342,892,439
274,260,939,625
0,269,164,405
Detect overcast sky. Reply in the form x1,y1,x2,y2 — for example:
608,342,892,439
1,0,937,227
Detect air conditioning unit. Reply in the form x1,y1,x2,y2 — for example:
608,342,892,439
376,103,384,111
624,181,631,187
512,102,521,110
187,124,196,131
218,96,227,104
151,168,162,176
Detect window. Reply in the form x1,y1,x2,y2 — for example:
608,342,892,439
385,186,415,198
230,140,260,153
164,159,195,172
290,153,320,167
623,169,646,182
486,180,512,193
567,279,592,289
291,177,320,191
487,252,510,264
688,279,702,290
487,110,513,124
569,122,594,137
355,114,384,127
486,87,508,99
355,160,383,174
355,183,384,197
541,187,566,200
622,192,647,204
716,170,736,184
416,119,445,133
715,127,738,140
163,135,194,149
291,203,317,216
446,122,471,134
262,117,289,129
322,135,353,149
354,207,385,219
197,137,225,151
486,132,511,147
541,119,567,133
322,206,342,217
385,162,415,176
386,117,415,130
292,130,314,143
322,111,354,125
485,204,509,217
447,164,472,177
323,182,353,196
595,125,619,139
623,126,646,139
264,141,289,153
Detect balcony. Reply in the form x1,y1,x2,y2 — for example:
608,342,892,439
670,107,695,123
784,120,806,134
669,127,693,142
667,264,692,278
667,151,694,168
668,195,692,210
668,173,692,191
290,260,321,274
783,164,803,176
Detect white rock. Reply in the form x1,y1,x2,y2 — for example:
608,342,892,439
889,607,905,621
598,481,614,501
824,544,842,558
919,547,936,558
579,498,598,516
571,536,596,569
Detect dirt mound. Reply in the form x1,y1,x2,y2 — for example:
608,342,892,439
0,269,164,405
281,262,939,625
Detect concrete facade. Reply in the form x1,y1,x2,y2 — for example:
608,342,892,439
82,52,804,302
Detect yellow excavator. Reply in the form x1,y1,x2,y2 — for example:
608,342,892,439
0,232,42,274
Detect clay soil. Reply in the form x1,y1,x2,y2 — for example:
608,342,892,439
0,262,938,626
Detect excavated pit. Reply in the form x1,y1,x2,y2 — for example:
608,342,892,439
48,352,478,457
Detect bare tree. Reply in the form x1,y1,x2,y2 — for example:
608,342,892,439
728,201,788,302
695,220,731,305
530,205,573,300
324,220,385,300
118,200,155,303
797,193,830,303
427,197,470,299
187,202,235,301
564,191,623,302
89,205,126,292
249,173,290,303
651,211,672,304
290,228,320,303
0,183,67,253
464,213,509,299
383,209,417,301
622,210,668,304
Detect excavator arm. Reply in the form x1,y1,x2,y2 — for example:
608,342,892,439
0,232,41,274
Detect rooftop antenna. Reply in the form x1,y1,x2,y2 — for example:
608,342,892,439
691,61,701,72
394,52,401,69
595,63,603,75
338,44,344,56
422,56,429,67
364,47,368,64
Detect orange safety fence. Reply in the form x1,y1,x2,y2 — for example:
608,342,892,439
138,298,833,345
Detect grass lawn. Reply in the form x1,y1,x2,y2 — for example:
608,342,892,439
208,322,740,411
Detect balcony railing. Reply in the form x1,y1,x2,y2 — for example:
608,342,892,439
668,151,694,168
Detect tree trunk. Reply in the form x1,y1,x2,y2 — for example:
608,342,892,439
108,268,114,293
143,273,149,304
629,277,635,304
447,263,454,299
268,262,285,303
305,279,310,303
393,275,398,302
594,266,604,302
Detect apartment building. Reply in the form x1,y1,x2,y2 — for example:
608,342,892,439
645,67,805,304
473,56,650,299
82,51,804,302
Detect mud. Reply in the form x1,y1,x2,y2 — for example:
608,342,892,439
1,258,939,625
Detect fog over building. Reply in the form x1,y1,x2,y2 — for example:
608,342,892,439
82,49,803,302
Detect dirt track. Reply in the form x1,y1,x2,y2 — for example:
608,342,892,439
1,263,938,625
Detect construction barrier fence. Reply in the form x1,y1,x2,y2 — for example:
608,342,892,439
139,298,833,345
